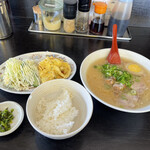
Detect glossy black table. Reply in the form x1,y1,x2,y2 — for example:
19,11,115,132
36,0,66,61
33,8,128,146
1,17,150,150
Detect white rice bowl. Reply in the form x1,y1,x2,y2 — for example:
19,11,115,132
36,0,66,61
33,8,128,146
26,79,93,140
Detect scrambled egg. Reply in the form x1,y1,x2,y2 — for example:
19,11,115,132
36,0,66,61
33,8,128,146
38,56,71,83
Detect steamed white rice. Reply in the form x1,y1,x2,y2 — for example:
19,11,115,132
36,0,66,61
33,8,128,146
36,89,79,135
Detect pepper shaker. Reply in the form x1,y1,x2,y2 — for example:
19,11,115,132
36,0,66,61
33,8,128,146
76,0,90,33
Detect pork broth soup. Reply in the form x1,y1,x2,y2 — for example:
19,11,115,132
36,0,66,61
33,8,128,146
86,57,150,109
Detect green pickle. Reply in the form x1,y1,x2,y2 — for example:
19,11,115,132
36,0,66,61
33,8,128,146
0,108,14,132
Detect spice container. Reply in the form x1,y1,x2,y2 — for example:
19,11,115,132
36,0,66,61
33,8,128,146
76,0,90,33
89,2,107,35
107,0,133,37
38,0,63,31
63,0,77,33
32,5,42,25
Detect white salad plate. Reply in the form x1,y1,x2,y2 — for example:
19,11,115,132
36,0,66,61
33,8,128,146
0,51,77,94
80,48,150,113
0,101,24,136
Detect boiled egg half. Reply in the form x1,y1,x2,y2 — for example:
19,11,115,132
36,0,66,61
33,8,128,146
125,63,143,75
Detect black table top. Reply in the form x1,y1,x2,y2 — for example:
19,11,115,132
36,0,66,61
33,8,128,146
1,17,150,150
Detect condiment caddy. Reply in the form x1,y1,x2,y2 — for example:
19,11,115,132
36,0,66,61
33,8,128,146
28,21,131,41
29,0,132,41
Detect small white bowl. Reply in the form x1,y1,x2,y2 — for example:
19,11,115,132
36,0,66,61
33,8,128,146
80,48,150,113
0,101,24,136
26,79,93,140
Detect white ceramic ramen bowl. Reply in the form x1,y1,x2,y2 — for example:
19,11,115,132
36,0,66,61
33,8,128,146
80,48,150,113
26,79,93,140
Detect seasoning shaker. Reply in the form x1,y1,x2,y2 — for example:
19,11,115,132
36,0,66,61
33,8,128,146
89,2,107,35
32,5,42,25
76,0,90,33
63,0,77,33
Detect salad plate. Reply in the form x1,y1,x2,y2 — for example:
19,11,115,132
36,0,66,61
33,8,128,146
0,51,76,94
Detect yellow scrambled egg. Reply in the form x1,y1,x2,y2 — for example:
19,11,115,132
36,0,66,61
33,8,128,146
38,56,71,83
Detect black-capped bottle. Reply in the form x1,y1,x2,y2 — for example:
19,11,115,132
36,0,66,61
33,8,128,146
75,0,90,33
63,0,77,33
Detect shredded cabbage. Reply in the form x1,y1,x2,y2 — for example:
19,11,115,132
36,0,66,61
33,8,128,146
3,58,40,91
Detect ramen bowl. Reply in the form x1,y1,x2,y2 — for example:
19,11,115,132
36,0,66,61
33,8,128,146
26,79,93,140
80,48,150,113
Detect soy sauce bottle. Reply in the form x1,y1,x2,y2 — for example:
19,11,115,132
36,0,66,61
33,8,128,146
89,2,107,35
